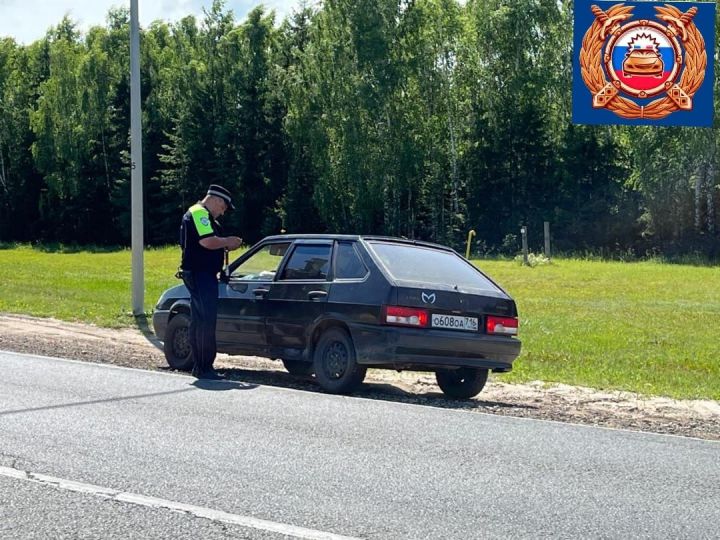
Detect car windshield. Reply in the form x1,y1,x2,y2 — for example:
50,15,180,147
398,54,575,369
367,242,501,291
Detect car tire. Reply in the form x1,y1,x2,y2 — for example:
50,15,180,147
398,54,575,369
313,328,366,394
282,359,314,376
435,367,489,399
163,313,194,371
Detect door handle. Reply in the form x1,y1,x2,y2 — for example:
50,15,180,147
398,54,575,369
308,290,328,302
229,283,248,293
253,288,269,299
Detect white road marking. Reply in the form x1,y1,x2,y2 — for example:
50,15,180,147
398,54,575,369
0,465,362,540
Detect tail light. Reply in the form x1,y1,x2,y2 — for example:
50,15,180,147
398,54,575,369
486,316,518,336
383,306,429,327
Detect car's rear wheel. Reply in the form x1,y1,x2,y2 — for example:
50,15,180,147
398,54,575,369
282,359,314,376
435,367,488,399
163,313,193,371
313,328,366,394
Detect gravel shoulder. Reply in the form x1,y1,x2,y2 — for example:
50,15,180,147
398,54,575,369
2,313,719,441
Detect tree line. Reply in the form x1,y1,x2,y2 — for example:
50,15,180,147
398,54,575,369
0,0,718,257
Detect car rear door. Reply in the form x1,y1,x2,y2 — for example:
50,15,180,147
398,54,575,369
367,241,517,335
265,241,333,360
395,284,516,333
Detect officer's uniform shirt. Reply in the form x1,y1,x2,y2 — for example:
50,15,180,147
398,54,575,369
180,203,224,273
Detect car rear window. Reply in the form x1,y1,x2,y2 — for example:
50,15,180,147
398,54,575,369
367,242,501,291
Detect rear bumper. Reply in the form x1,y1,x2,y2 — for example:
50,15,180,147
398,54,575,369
349,323,521,372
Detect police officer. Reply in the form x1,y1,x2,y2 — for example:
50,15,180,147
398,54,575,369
179,184,242,379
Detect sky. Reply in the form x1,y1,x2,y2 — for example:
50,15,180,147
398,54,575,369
0,0,304,44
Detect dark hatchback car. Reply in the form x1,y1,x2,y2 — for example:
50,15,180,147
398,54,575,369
153,235,521,399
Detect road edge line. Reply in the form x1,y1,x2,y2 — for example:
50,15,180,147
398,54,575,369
0,465,362,540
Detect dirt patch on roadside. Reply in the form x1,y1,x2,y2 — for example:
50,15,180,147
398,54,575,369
2,313,719,441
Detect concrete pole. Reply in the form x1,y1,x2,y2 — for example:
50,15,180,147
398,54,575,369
130,0,144,315
544,221,551,259
521,226,529,265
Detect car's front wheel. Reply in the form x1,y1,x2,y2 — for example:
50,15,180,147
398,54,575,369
435,367,489,399
282,359,314,376
163,313,193,371
313,328,366,394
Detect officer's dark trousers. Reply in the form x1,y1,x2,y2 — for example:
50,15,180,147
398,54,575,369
182,271,218,373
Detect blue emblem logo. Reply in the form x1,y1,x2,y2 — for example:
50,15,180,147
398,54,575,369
573,1,715,126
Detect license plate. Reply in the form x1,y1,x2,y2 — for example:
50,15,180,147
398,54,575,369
431,314,478,332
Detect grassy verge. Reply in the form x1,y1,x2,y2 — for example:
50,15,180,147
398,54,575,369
477,258,720,400
0,245,718,400
0,245,183,327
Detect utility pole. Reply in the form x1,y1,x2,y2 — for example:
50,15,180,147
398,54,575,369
544,221,551,259
130,0,144,315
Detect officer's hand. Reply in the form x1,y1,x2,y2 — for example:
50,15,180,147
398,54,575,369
226,236,243,251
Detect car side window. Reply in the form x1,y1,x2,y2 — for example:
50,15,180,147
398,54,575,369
335,242,367,280
279,245,331,281
230,242,290,280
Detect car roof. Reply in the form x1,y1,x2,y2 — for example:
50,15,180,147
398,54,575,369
261,234,454,252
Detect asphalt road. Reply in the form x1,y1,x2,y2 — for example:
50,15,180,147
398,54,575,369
1,351,718,539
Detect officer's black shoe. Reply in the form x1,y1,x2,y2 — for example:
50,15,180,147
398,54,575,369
198,369,224,380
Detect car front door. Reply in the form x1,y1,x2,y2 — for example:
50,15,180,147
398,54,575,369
265,242,333,361
217,242,291,355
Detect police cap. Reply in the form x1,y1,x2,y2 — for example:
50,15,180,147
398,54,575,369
207,184,235,210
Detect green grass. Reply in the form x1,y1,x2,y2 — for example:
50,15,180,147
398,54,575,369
1,245,719,400
476,258,720,400
0,245,184,327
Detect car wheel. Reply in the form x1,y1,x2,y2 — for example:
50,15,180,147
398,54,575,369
313,328,366,394
282,359,314,376
163,313,194,371
435,368,489,399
